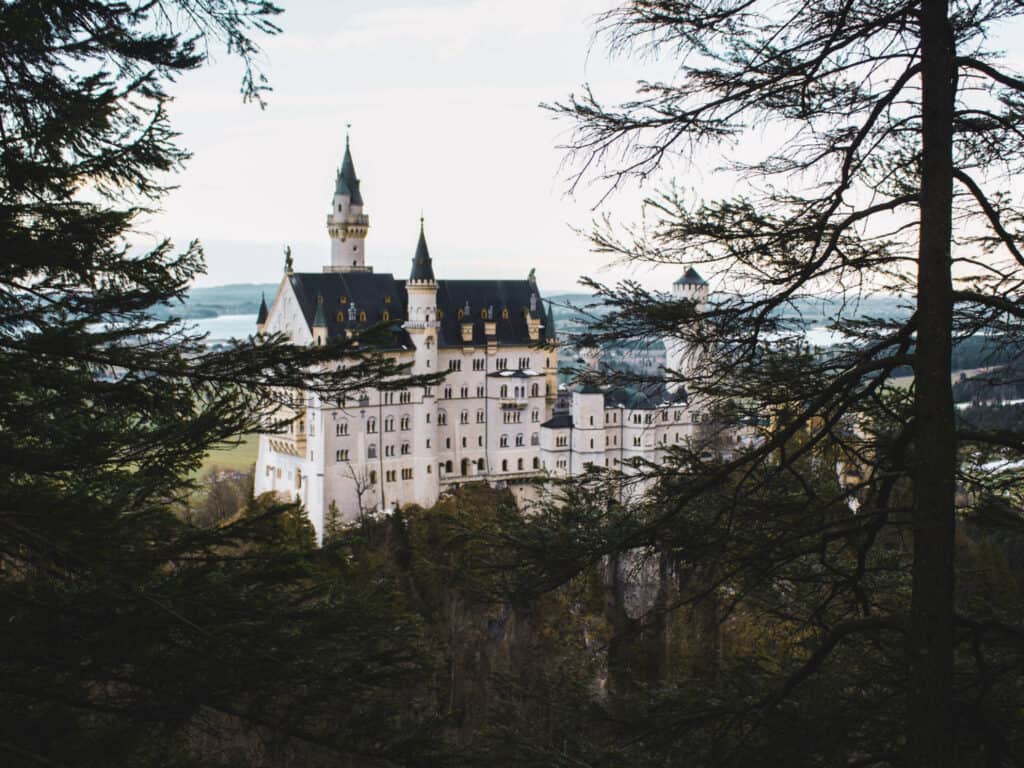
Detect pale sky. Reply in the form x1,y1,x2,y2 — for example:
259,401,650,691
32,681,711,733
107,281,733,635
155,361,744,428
143,0,678,294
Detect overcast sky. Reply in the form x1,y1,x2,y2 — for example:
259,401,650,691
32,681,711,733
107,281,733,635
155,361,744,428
142,0,685,294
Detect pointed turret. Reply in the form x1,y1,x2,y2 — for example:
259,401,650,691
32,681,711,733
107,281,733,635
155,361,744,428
333,135,364,205
545,301,557,342
326,131,371,272
312,293,328,345
256,293,268,328
410,217,435,283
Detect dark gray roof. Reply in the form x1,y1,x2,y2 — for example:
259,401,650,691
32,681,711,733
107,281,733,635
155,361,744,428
545,301,556,341
674,267,707,286
334,138,363,205
541,413,573,429
288,272,413,350
285,272,549,351
435,279,545,348
256,293,268,325
410,221,435,282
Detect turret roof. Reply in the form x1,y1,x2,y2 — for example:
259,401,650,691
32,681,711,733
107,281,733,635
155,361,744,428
674,267,707,286
334,136,364,205
545,301,557,342
256,293,268,325
312,293,328,327
410,219,435,282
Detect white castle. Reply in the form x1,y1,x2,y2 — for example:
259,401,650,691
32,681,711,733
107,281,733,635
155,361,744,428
253,139,715,540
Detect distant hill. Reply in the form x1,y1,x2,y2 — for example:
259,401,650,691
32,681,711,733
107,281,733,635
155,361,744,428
151,282,280,319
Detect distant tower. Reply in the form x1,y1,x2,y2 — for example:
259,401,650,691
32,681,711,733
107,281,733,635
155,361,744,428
325,132,371,272
665,267,709,391
256,292,269,335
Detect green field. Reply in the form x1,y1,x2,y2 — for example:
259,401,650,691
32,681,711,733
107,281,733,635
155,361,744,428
197,434,259,475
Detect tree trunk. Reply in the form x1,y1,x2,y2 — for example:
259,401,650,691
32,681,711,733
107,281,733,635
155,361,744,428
910,1,957,766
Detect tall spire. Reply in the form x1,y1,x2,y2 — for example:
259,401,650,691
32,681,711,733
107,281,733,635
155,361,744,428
409,216,435,282
334,131,363,205
313,293,328,328
545,300,557,342
256,292,268,326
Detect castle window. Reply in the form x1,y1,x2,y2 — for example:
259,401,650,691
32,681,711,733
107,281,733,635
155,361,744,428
336,449,349,462
337,311,345,322
340,295,347,304
477,385,485,397
367,418,377,433
461,436,467,448
517,458,524,471
369,470,377,484
368,444,377,458
501,308,509,320
443,386,453,398
501,459,508,472
496,358,508,370
478,436,483,447
531,383,539,397
384,295,391,304
460,410,469,424
476,409,485,423
336,422,348,436
477,458,485,471
481,308,488,319
531,410,539,423
438,411,447,425
402,468,413,480
385,445,395,457
382,310,390,321
472,358,485,371
427,464,432,474
515,433,524,447
358,311,366,322
445,460,453,473
384,417,395,432
634,436,642,446
531,433,539,445
400,416,410,430
500,385,508,398
448,359,461,372
460,386,469,398
457,308,464,320
401,442,410,455
500,434,509,448
533,457,540,469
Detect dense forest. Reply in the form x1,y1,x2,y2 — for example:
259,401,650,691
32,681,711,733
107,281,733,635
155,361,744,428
3,1,1024,767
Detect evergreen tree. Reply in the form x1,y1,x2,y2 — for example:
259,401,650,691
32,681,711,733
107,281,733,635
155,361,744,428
478,1,1024,764
0,2,438,765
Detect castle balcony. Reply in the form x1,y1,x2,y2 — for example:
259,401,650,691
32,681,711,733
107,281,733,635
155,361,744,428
499,398,529,410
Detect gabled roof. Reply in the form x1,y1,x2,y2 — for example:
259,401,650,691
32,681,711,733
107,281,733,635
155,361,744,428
287,272,413,350
284,272,548,351
435,279,543,348
334,137,364,205
410,220,435,282
256,293,268,325
674,267,707,286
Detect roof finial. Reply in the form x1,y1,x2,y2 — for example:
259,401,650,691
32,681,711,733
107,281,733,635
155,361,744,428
420,210,424,230
345,123,351,147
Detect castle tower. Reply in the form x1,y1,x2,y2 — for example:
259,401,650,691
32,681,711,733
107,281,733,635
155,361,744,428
325,134,371,272
403,218,440,506
256,292,269,335
665,267,709,391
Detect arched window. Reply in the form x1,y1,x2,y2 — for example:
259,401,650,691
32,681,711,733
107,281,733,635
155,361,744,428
461,458,469,476
368,444,377,458
517,458,524,470
382,310,390,321
358,311,366,322
500,385,508,398
533,457,540,469
480,308,488,319
477,458,485,471
531,383,539,397
438,410,447,425
367,418,377,433
501,307,509,319
501,459,508,472
457,308,464,320
445,460,453,473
